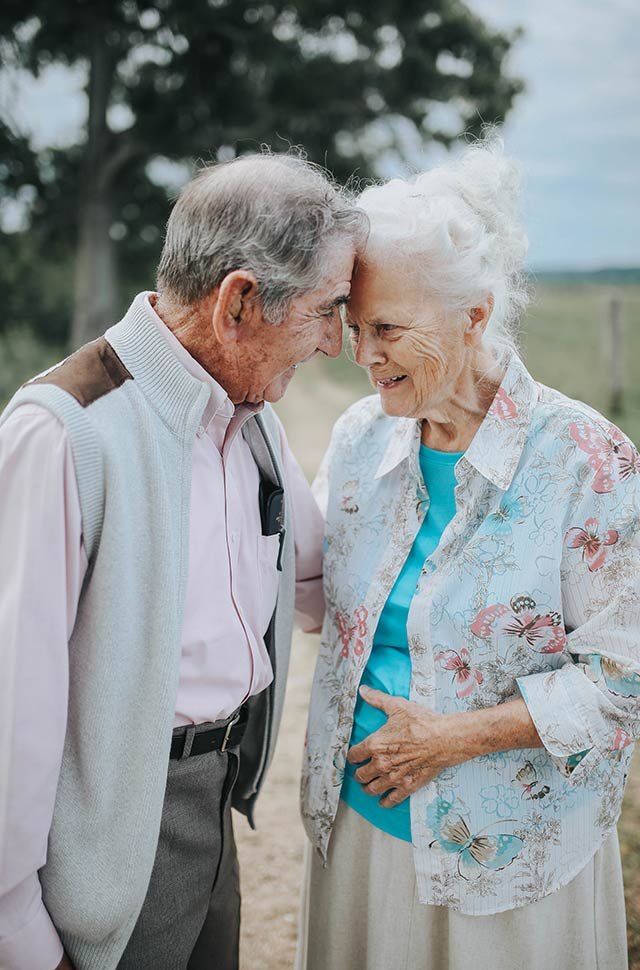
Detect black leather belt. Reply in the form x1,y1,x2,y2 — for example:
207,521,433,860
170,707,248,760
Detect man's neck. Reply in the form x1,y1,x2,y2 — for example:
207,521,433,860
153,293,243,401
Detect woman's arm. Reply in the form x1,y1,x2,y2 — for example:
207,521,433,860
514,460,640,783
348,688,542,807
350,427,640,806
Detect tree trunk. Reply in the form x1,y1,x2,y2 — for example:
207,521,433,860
71,32,117,350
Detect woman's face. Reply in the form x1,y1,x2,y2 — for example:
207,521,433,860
347,246,469,420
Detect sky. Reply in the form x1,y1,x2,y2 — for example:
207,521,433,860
1,0,639,270
460,0,640,269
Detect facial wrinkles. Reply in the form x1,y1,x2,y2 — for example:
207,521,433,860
402,326,451,409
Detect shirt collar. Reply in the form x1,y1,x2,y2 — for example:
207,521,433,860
145,293,262,440
373,350,539,491
462,350,539,491
374,417,421,480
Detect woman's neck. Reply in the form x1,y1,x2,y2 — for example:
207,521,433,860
420,347,504,452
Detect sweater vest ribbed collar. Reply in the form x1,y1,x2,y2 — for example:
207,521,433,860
106,291,211,437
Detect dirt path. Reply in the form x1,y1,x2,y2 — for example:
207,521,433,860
236,632,315,969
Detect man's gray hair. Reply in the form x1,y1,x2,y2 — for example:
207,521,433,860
157,152,368,323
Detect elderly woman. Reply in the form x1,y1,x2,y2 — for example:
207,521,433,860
298,139,639,970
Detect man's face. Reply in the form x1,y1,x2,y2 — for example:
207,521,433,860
240,240,356,404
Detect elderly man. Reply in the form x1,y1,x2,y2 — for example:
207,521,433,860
0,154,364,970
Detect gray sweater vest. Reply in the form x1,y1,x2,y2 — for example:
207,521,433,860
0,293,295,970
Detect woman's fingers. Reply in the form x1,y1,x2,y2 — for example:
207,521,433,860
358,685,399,712
354,761,378,784
362,762,436,802
379,787,409,807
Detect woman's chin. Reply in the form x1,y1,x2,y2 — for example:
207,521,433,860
376,388,415,418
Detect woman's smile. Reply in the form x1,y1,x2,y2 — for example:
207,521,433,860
372,373,408,389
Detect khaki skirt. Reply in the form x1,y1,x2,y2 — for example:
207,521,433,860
296,800,628,970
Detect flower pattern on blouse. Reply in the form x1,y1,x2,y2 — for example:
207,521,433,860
301,351,640,915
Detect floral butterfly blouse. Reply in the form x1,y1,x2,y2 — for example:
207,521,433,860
301,351,640,915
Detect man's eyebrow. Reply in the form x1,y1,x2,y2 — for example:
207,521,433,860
318,293,351,312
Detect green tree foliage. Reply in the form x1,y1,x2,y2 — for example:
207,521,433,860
0,0,522,346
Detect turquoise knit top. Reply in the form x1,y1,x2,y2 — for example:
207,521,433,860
341,443,463,841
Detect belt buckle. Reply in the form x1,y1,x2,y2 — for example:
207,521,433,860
220,710,241,753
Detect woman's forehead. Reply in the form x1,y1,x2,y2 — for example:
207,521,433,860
351,247,437,320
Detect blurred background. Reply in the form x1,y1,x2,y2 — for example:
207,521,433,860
1,1,639,966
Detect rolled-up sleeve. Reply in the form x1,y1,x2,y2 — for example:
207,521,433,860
0,404,86,970
518,466,640,783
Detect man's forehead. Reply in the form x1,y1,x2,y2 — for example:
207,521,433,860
309,271,353,305
321,238,356,277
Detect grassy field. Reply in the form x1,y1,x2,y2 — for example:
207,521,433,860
2,281,639,965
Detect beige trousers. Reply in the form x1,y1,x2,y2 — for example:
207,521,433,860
296,801,628,970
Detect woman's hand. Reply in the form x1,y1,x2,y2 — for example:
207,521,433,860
347,686,542,807
347,687,454,806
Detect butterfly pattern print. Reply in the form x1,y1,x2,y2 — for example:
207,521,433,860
487,494,527,535
434,648,483,699
585,654,640,698
340,479,360,514
335,605,368,659
569,419,640,493
612,727,633,751
513,761,550,800
564,518,619,571
427,796,524,880
488,387,518,421
471,594,567,654
302,350,640,916
561,749,591,776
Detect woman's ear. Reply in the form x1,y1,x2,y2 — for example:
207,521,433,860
212,271,260,344
465,295,494,341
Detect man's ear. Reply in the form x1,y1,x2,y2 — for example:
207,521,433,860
212,271,260,344
465,294,494,342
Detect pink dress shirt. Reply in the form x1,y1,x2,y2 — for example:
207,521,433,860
0,298,324,968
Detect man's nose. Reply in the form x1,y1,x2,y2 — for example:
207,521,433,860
319,317,344,359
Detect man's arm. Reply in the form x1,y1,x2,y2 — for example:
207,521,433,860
0,405,86,970
276,421,325,633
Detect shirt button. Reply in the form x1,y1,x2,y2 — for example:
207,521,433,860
197,424,205,436
231,532,239,543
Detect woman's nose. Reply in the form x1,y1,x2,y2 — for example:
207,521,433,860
354,331,385,367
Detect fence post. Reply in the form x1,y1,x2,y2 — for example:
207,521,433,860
608,295,623,416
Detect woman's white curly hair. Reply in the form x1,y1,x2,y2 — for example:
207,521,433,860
358,129,530,354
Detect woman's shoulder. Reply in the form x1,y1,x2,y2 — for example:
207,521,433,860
326,393,401,475
533,382,639,500
535,382,636,446
331,393,390,441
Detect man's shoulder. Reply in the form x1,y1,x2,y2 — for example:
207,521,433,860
26,337,133,409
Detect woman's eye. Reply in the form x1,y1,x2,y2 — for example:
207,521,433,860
377,324,396,335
